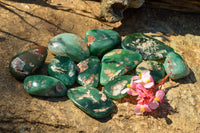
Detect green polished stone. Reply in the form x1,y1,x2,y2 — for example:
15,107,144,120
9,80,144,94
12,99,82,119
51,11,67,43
76,56,100,87
136,61,166,83
67,86,113,118
84,29,121,57
121,33,174,60
100,49,142,85
24,75,67,97
164,52,190,80
48,33,90,62
103,75,132,100
9,46,47,80
48,55,76,86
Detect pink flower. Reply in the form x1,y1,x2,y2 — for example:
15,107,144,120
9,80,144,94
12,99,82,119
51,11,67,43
121,80,138,96
148,90,165,110
134,103,151,115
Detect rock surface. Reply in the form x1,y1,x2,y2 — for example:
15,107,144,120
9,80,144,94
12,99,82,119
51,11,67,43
1,0,200,132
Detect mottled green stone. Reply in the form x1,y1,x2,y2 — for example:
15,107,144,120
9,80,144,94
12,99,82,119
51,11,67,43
76,56,100,87
24,75,67,97
100,49,142,85
67,86,113,118
121,33,174,60
84,29,121,57
136,61,166,83
164,52,190,80
48,55,76,86
103,75,132,100
9,46,47,80
48,33,90,62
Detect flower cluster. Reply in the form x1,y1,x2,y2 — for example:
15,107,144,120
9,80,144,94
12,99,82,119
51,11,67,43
121,71,171,115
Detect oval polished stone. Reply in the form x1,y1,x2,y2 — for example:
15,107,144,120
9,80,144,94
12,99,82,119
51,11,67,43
76,56,100,87
48,33,90,62
84,29,121,57
9,46,47,80
100,49,142,85
164,52,190,80
103,75,132,100
24,75,68,97
136,61,166,83
67,86,113,118
121,33,174,60
48,55,76,86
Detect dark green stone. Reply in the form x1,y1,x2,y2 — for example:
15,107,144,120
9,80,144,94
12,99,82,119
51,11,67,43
48,33,90,62
121,33,174,60
164,52,190,80
136,61,166,83
76,56,100,87
24,75,67,97
67,86,113,118
100,49,142,85
103,75,132,100
48,55,76,86
9,46,47,80
84,29,121,57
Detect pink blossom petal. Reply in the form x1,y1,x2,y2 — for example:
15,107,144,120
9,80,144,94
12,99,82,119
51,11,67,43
134,105,143,115
131,76,140,81
155,90,165,102
121,88,130,94
143,104,152,112
144,82,154,88
134,79,143,83
130,81,136,88
148,101,159,110
127,89,138,96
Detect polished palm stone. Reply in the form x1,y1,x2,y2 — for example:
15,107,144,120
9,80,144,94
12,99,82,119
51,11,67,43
48,33,90,62
84,29,121,57
67,86,113,118
100,49,142,85
24,75,67,97
164,52,190,80
103,75,132,100
136,61,165,83
76,56,100,87
121,33,174,60
48,55,76,86
9,46,47,80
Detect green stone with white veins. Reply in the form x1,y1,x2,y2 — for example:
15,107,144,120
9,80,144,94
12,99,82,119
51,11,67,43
103,75,132,100
121,33,174,60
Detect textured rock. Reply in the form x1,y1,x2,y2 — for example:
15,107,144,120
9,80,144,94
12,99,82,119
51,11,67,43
100,49,142,85
76,56,100,87
122,33,174,60
136,60,165,83
9,46,47,80
24,75,68,97
103,75,132,100
164,52,190,80
48,33,90,62
84,29,121,57
48,55,76,86
67,86,113,118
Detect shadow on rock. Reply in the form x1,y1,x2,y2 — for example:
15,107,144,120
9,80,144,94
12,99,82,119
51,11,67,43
173,69,197,84
32,95,69,102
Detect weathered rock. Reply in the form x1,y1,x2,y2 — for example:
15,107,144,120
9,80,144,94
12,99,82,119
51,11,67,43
84,29,121,57
48,33,90,62
9,46,47,80
24,75,68,97
164,52,190,80
100,49,142,85
103,75,132,100
76,56,100,87
122,33,174,60
67,86,113,118
136,60,165,83
48,55,76,86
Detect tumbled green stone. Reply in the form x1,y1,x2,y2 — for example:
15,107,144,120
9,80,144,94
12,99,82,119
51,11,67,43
164,52,190,80
136,61,166,83
48,55,76,86
24,75,67,97
76,56,100,87
84,29,121,57
100,49,142,85
67,86,113,118
9,46,47,80
121,33,174,60
48,33,90,62
103,75,132,100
